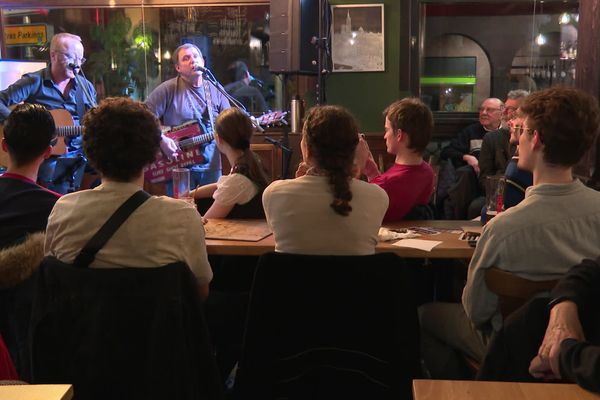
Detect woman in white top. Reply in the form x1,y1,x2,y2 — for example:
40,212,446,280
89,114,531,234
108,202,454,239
192,108,269,218
262,105,389,255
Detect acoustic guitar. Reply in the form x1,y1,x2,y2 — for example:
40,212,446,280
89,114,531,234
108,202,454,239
144,111,287,184
0,108,82,168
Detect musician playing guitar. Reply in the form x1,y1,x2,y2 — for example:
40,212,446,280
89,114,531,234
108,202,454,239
145,43,231,190
0,33,96,194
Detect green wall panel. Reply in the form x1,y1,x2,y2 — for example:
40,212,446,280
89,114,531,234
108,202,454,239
326,0,402,132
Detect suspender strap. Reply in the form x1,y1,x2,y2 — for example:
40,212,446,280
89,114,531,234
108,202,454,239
74,190,151,268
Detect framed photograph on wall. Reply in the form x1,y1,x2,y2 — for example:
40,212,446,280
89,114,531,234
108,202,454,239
331,4,385,72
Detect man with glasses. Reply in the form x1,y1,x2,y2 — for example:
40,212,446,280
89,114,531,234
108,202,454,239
479,90,529,187
0,33,96,194
419,86,600,379
440,97,503,218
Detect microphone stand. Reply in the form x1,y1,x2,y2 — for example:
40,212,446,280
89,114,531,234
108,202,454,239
71,66,97,108
200,68,263,133
201,67,293,179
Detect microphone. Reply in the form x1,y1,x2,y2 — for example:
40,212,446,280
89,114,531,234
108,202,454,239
248,73,263,87
193,64,208,73
67,63,80,70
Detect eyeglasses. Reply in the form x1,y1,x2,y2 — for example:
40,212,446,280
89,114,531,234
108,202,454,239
55,51,86,66
512,126,533,136
50,137,58,147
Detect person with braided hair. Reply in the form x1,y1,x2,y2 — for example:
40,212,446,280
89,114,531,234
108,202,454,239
191,108,269,219
262,105,388,255
356,98,435,221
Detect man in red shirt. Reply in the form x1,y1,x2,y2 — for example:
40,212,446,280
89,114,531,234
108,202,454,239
356,98,434,221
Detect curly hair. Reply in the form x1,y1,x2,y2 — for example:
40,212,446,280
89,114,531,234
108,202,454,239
214,108,269,188
83,97,161,181
384,98,433,154
303,105,359,216
520,86,600,167
3,103,55,167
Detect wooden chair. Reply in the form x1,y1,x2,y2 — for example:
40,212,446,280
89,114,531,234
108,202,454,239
463,268,558,377
484,267,559,319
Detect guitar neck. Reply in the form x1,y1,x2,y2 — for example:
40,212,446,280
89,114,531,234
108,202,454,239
56,125,84,137
178,132,215,149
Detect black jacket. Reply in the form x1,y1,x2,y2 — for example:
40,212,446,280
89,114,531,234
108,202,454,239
30,259,224,400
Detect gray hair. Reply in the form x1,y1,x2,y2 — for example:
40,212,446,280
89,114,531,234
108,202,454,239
50,32,82,52
507,90,530,100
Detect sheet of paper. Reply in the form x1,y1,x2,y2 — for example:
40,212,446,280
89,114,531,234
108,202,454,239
392,238,442,252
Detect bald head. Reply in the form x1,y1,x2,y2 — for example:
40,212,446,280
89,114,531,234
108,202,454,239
479,98,503,130
49,32,84,81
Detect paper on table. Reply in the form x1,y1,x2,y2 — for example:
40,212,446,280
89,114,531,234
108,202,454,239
392,238,442,252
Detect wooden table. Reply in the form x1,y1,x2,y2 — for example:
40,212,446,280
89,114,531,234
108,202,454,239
205,219,479,259
412,379,600,400
0,384,73,400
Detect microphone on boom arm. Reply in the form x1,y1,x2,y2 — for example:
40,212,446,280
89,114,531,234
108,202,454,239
193,64,209,73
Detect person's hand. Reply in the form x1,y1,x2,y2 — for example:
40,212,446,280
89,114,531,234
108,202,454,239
295,161,310,178
529,301,584,379
354,136,373,173
160,135,179,160
463,154,480,176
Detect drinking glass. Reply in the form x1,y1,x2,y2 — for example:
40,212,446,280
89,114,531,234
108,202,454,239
172,168,191,201
484,175,505,223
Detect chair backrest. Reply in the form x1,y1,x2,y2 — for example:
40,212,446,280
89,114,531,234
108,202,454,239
404,204,435,220
234,252,421,400
484,267,558,319
29,257,223,400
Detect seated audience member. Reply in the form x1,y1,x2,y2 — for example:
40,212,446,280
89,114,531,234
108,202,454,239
263,105,388,255
44,97,212,300
224,61,268,114
479,90,529,187
355,98,434,222
480,108,534,222
442,98,504,172
528,257,600,393
501,111,533,210
192,108,269,219
419,86,600,379
0,103,61,380
440,98,503,219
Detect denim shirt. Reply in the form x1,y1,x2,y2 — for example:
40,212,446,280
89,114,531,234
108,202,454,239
0,66,96,150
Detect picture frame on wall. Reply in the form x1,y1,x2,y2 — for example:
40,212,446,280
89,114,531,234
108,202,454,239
331,4,385,72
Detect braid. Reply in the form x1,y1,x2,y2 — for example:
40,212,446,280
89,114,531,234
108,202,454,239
303,105,359,217
327,168,353,216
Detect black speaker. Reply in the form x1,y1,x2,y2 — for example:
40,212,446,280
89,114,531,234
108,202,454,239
269,0,319,74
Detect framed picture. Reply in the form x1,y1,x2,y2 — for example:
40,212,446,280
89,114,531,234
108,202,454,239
331,4,385,72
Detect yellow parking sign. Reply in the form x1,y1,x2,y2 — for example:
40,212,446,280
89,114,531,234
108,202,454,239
5,24,47,46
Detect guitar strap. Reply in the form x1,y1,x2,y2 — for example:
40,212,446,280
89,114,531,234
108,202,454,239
185,79,215,138
202,80,216,135
74,78,86,124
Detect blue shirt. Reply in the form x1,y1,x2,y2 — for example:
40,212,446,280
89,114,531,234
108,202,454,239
0,66,96,150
